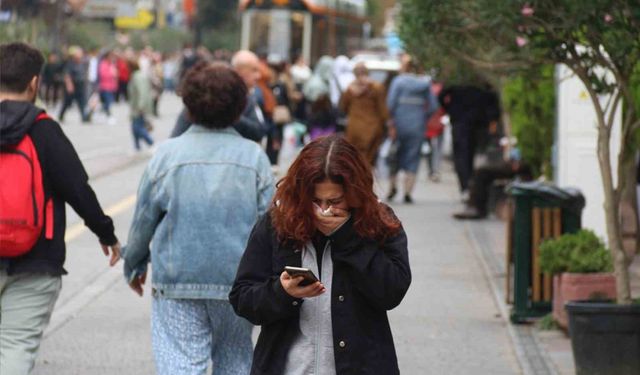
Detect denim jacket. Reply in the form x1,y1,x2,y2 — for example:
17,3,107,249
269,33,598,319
122,125,274,299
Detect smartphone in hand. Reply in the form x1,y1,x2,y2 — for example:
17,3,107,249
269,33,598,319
284,266,319,286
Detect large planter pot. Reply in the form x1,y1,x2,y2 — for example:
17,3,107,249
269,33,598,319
552,273,616,329
566,301,640,375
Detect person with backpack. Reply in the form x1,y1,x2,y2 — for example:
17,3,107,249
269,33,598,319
0,42,121,375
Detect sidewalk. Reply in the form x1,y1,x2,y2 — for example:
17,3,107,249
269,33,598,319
382,168,521,374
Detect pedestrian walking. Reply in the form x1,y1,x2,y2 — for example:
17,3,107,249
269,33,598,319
266,57,295,165
306,92,337,141
98,50,118,125
424,107,446,182
122,62,274,375
0,42,120,375
340,62,388,165
424,81,446,182
290,54,311,121
40,52,64,107
87,48,100,96
330,55,354,108
162,52,179,92
386,56,438,203
177,42,200,84
150,52,164,116
127,60,155,152
303,56,336,139
438,84,501,200
230,135,411,375
116,51,131,102
58,46,90,123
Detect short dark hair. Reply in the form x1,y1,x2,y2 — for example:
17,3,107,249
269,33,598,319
0,42,45,93
180,62,248,129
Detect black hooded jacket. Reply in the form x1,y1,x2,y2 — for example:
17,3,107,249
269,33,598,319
0,100,117,275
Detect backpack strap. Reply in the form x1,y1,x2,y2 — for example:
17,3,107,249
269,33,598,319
35,112,51,122
34,111,55,240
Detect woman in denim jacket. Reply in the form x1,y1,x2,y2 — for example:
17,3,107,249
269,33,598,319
122,62,274,375
230,136,411,374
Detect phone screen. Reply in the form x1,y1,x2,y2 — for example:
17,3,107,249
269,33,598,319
284,266,319,286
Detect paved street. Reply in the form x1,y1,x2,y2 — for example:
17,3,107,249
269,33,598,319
32,95,521,374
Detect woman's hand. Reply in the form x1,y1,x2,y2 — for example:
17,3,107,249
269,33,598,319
280,271,325,299
314,207,350,236
129,271,147,297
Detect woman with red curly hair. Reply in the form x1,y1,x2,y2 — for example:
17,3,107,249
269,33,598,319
230,135,411,375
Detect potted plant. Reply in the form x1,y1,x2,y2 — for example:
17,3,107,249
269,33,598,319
539,230,616,329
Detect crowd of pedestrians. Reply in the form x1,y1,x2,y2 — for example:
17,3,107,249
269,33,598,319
37,44,180,152
0,38,517,375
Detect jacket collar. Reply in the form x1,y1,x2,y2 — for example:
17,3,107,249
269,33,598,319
186,124,241,137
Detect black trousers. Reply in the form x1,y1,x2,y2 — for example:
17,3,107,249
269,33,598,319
58,86,89,122
116,81,129,102
452,122,477,192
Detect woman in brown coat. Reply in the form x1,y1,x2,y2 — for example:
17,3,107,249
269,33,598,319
339,63,389,164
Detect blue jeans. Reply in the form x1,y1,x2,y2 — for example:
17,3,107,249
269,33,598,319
99,90,115,116
151,297,253,375
131,115,154,150
427,134,444,175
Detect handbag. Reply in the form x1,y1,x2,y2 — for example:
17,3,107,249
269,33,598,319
273,105,292,125
426,107,446,139
380,138,399,172
144,118,154,132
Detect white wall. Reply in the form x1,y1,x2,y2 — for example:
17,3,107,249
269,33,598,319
554,64,622,240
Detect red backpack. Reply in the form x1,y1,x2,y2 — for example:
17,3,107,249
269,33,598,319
0,113,54,257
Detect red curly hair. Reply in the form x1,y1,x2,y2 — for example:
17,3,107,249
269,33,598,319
271,135,400,247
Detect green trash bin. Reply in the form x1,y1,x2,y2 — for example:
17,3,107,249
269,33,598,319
507,181,585,323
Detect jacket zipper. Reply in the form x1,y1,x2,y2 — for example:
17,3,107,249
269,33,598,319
314,240,331,374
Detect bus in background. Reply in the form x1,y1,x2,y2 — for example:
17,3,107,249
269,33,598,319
239,0,368,64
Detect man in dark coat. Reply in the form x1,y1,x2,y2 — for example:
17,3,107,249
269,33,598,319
439,85,501,199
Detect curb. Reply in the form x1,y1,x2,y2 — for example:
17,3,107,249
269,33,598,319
464,221,559,375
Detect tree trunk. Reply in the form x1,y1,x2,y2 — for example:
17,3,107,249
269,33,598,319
620,153,639,257
597,123,633,304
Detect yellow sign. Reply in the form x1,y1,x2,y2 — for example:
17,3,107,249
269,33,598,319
579,90,589,101
114,10,155,30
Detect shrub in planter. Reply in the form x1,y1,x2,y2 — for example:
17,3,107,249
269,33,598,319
539,230,615,329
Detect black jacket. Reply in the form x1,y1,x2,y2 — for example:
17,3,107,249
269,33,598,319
438,85,500,127
229,211,411,375
0,100,118,275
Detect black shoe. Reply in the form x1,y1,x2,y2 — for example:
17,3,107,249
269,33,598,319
453,207,485,220
387,187,397,202
404,194,414,204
